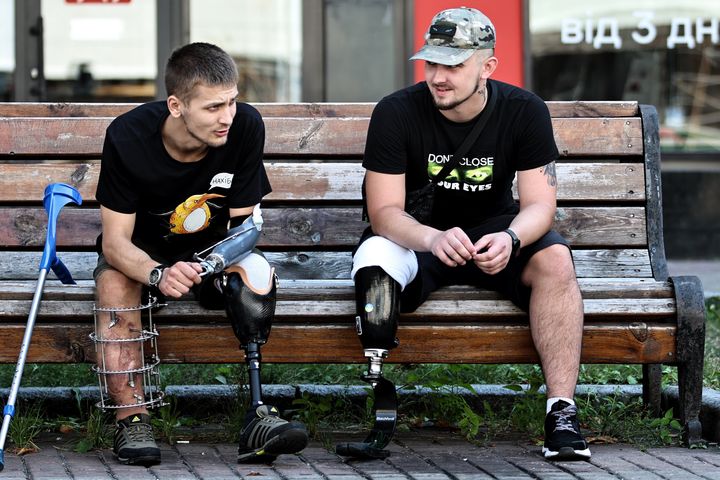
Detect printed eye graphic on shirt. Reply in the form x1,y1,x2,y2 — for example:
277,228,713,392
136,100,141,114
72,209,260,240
427,153,494,192
154,193,225,235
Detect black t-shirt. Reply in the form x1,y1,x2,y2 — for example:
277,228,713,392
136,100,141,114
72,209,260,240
363,79,558,230
96,101,272,261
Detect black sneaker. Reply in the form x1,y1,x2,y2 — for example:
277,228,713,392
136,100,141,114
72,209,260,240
542,400,591,460
237,405,309,464
113,413,161,466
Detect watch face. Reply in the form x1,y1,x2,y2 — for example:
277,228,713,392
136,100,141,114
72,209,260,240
149,268,162,286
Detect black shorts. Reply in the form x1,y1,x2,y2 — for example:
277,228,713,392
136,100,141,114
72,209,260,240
356,215,570,313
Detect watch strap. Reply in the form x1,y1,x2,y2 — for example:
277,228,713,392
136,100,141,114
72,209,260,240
503,228,520,256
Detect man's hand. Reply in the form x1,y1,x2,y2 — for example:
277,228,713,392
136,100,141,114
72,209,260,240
430,227,477,267
158,261,203,298
472,231,514,275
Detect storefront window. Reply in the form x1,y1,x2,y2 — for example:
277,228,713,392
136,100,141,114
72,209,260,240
190,0,302,102
325,0,398,102
530,0,720,153
42,0,157,102
0,0,13,101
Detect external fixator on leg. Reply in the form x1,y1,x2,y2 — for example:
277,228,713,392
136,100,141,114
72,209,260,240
336,266,400,459
222,269,278,409
90,293,166,411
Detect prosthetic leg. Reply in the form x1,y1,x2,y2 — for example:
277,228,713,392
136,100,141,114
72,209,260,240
194,207,277,407
221,268,277,408
336,266,400,459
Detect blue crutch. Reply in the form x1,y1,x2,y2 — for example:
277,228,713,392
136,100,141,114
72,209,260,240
0,183,82,471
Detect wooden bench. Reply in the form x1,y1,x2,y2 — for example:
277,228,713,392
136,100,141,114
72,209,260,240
0,101,706,445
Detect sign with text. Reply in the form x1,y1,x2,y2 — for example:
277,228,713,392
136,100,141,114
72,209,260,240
562,12,720,49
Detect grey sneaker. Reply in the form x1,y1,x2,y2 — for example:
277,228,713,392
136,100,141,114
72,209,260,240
237,405,308,464
113,413,161,466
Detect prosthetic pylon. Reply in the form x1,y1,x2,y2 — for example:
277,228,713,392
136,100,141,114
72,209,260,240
336,266,400,459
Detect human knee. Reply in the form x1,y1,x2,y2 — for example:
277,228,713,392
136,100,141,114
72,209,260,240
354,266,400,351
524,245,576,285
95,269,142,305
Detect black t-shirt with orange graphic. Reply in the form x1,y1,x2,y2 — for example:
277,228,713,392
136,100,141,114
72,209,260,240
96,101,271,261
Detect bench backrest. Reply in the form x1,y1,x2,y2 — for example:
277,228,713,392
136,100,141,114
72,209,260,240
0,101,667,284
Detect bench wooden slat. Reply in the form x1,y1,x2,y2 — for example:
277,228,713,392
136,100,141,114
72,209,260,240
0,206,648,249
0,162,646,203
0,297,677,322
0,276,673,303
0,117,644,157
0,248,655,282
0,323,674,364
0,101,640,119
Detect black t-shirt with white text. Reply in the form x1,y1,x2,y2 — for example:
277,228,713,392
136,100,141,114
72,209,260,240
96,101,272,261
362,80,558,230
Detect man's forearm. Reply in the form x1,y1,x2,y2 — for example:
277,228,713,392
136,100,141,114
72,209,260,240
371,207,440,253
103,238,158,286
508,203,556,247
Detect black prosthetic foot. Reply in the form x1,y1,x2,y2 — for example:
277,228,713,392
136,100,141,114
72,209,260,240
336,376,397,459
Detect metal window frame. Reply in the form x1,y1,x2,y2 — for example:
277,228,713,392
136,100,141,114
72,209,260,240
13,0,43,101
156,0,189,100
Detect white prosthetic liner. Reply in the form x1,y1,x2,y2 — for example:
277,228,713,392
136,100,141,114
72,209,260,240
90,295,166,410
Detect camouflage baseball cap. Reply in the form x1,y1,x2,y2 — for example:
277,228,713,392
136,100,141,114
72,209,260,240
410,7,496,66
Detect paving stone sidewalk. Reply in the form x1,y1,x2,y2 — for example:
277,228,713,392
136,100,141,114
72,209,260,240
2,430,719,480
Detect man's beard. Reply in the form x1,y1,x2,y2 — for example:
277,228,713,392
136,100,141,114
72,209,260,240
433,79,481,111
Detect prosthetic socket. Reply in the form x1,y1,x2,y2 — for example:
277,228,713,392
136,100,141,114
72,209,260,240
354,266,400,379
336,266,400,459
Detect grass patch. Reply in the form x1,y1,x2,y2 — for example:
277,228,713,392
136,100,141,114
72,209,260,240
704,296,720,390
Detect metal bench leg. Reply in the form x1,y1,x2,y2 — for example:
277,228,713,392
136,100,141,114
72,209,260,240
671,275,706,446
642,364,663,416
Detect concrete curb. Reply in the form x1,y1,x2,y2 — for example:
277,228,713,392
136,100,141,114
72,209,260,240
2,383,718,442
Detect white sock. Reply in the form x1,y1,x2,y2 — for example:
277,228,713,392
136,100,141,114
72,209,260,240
546,397,575,413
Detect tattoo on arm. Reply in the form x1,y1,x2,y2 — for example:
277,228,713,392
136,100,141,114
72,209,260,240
543,162,557,187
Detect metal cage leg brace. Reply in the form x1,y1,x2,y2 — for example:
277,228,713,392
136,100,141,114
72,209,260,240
90,295,166,410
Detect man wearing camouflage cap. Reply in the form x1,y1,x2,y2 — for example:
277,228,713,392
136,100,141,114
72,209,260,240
351,7,590,460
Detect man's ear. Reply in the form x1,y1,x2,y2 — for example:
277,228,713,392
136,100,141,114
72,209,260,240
167,95,183,118
481,56,498,80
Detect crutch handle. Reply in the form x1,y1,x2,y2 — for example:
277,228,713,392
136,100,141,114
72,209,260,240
40,183,82,278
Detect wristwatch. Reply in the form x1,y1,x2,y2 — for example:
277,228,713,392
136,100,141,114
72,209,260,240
503,228,521,257
148,265,167,288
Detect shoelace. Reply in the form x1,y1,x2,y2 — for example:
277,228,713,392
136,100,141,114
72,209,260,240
246,414,287,446
551,407,577,433
124,423,154,442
